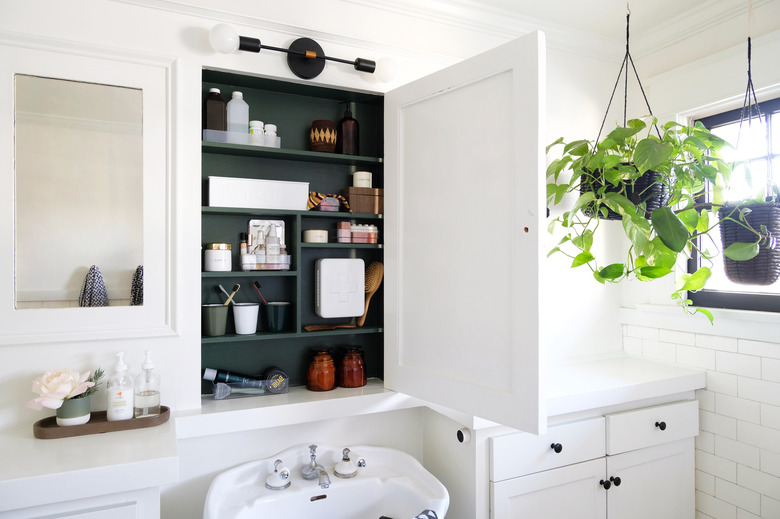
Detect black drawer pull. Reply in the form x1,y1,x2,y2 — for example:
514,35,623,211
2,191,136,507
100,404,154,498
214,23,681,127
655,421,667,431
550,443,563,453
610,476,621,487
600,479,611,490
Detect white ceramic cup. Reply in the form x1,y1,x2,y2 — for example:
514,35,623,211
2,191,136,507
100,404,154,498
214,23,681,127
233,302,260,334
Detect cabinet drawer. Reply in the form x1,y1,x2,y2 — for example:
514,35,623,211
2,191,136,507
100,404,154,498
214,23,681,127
606,400,698,455
491,417,605,481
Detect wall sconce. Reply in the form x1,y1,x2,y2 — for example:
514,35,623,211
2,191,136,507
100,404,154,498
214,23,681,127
209,24,391,81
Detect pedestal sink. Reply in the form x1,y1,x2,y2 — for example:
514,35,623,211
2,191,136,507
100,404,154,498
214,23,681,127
204,444,449,519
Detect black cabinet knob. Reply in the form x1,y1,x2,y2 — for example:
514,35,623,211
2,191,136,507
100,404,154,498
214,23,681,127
610,476,622,487
655,421,667,431
600,479,611,490
550,443,563,453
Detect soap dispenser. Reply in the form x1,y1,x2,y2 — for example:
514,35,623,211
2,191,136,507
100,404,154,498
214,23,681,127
134,350,161,418
335,102,358,155
107,352,134,421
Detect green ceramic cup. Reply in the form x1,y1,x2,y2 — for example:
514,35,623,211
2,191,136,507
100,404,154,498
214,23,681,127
202,304,229,336
265,302,290,333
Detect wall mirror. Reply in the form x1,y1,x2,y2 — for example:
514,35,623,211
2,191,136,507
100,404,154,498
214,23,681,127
0,41,172,344
15,75,144,308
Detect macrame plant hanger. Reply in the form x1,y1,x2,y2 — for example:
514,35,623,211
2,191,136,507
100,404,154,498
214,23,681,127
734,36,776,203
595,5,661,143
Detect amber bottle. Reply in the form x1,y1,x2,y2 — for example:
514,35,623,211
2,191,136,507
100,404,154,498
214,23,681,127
307,350,336,391
337,348,366,388
335,102,358,155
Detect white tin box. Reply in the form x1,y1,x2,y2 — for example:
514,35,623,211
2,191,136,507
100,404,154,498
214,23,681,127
315,258,365,318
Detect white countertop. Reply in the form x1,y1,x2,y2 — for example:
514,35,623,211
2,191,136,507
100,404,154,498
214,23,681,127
0,417,178,512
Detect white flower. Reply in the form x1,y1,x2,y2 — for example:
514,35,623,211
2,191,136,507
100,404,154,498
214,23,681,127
25,369,95,410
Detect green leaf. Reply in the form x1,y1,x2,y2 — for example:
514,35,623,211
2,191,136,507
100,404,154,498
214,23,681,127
547,247,561,258
546,137,564,154
572,229,594,252
695,307,714,325
651,207,690,253
569,191,597,220
593,270,606,284
603,192,637,217
599,263,626,280
723,241,760,261
563,139,590,156
646,237,678,269
637,266,673,279
607,125,643,143
634,139,674,174
602,155,622,169
571,252,594,267
622,213,652,255
696,209,710,234
680,266,712,292
546,156,571,181
677,208,700,233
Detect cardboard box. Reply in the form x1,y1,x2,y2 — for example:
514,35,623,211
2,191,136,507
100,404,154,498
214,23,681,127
342,187,384,214
209,176,309,211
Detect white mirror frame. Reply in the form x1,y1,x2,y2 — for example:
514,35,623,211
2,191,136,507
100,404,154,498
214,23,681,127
0,36,173,345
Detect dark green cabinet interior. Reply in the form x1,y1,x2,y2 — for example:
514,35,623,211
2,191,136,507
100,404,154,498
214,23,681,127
201,69,384,393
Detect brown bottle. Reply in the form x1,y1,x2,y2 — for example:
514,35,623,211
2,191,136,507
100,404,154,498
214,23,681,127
337,348,366,388
307,350,336,391
335,102,358,155
203,88,227,131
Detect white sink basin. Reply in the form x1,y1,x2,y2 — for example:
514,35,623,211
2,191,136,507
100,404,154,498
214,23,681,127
204,444,449,519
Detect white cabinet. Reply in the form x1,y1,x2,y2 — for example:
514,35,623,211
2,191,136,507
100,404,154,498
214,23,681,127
490,400,697,519
0,488,159,519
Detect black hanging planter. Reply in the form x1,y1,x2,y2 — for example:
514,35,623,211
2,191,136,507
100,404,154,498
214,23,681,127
581,167,670,220
718,203,780,285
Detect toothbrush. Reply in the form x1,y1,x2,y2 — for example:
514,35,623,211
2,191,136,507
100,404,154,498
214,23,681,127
252,281,268,304
217,285,235,305
223,284,240,306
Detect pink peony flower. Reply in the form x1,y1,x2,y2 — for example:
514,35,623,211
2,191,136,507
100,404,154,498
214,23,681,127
24,369,95,410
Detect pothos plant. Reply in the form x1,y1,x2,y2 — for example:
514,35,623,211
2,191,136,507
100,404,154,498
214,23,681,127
544,115,760,323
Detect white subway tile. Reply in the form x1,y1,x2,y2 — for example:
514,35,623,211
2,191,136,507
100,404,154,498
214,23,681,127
696,512,716,519
643,340,677,362
697,449,738,482
762,494,780,519
762,358,780,383
738,339,780,360
707,371,739,396
699,389,716,413
680,345,717,370
701,410,738,439
714,436,760,469
697,490,737,519
737,421,780,453
697,469,716,495
739,377,780,407
715,394,761,424
660,328,697,345
735,509,761,519
761,403,780,430
716,351,762,378
715,478,761,515
697,430,716,453
698,334,739,352
623,335,642,355
737,465,780,499
625,324,659,340
762,449,780,478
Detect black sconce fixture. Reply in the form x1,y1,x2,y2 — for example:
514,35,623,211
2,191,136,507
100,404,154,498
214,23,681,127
209,24,379,80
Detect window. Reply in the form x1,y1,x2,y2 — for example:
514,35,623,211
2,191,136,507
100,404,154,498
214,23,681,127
688,96,780,312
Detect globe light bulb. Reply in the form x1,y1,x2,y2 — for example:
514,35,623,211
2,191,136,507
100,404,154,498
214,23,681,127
209,24,240,54
375,57,398,83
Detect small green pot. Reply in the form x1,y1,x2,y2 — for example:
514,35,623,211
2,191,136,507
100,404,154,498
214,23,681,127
56,396,91,426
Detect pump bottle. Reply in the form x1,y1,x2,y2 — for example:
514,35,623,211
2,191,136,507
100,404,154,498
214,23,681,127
335,102,358,155
107,352,134,421
134,350,161,418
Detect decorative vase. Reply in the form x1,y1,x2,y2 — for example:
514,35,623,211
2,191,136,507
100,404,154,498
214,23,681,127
718,202,780,285
56,396,91,426
310,120,337,153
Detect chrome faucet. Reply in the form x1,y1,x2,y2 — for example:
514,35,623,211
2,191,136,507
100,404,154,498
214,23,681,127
301,444,331,489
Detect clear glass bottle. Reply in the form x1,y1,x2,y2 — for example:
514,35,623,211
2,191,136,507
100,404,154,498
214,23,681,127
134,350,161,418
107,351,134,421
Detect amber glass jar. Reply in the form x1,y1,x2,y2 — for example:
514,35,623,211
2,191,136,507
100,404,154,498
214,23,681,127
338,348,367,388
307,350,336,391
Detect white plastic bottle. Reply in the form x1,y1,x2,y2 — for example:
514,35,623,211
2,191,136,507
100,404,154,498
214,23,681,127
134,350,161,418
107,351,134,421
227,91,249,134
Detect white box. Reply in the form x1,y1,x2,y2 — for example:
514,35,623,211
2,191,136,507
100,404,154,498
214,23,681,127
315,258,365,318
208,176,309,211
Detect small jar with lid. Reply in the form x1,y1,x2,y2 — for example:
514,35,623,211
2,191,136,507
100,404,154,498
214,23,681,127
337,348,366,388
204,243,232,272
307,350,336,391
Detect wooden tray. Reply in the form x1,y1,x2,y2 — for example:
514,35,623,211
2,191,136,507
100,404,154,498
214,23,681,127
33,406,170,439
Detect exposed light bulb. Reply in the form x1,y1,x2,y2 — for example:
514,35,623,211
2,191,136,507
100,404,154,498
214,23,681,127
374,57,398,83
209,24,240,54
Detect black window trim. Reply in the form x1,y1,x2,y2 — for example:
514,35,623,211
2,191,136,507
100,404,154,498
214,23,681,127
688,96,780,313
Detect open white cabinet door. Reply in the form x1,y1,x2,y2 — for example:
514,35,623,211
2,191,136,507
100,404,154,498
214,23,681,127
384,32,546,434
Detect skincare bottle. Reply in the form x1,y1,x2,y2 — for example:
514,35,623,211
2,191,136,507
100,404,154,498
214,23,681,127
226,91,249,133
203,88,227,130
134,350,161,418
335,102,358,155
107,352,134,421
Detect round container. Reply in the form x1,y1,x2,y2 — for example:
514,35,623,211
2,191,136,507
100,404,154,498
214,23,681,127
353,170,372,188
264,124,277,136
249,120,264,134
303,229,329,243
307,350,336,391
337,348,367,388
204,243,232,272
310,120,337,153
